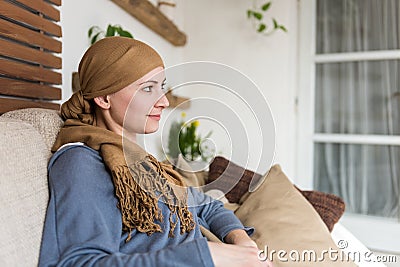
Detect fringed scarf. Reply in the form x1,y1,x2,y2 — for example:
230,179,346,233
52,118,195,241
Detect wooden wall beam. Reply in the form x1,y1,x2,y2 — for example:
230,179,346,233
111,0,186,46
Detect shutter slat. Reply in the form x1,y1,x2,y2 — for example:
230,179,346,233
14,0,60,22
0,58,62,85
0,39,61,69
0,77,61,100
0,98,59,114
46,0,62,7
1,1,62,37
0,18,62,53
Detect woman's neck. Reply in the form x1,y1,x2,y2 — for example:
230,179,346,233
94,108,137,143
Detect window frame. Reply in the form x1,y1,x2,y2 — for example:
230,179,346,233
296,0,400,253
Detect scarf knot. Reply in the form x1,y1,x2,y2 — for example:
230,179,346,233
60,90,94,125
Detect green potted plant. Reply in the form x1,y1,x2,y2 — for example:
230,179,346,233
88,24,134,44
167,112,213,164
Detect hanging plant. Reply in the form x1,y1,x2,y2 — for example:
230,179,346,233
247,1,287,35
88,24,134,45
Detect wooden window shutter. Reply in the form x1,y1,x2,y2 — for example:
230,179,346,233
0,0,62,114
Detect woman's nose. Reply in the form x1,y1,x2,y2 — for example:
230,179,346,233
155,93,169,108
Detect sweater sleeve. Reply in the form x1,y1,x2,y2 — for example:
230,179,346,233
190,187,254,242
39,146,213,267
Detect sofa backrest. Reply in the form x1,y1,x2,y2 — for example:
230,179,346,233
1,108,64,155
0,108,63,266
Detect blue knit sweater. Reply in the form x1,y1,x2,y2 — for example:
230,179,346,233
39,144,252,267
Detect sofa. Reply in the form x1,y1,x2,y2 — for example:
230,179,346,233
0,108,381,267
0,108,63,266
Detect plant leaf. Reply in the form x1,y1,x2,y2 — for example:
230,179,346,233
121,31,134,38
261,2,271,11
257,23,266,32
88,26,101,38
91,32,102,45
167,121,181,158
114,26,134,39
117,28,133,38
252,12,263,20
88,26,95,38
272,18,278,28
115,26,122,35
247,9,253,19
279,25,288,32
106,24,116,37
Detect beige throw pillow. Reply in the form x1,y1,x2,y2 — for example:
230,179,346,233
234,165,356,267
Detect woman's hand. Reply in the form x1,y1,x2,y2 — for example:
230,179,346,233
224,229,258,248
208,229,273,267
208,242,273,267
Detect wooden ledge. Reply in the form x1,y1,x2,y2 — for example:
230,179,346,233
111,0,186,46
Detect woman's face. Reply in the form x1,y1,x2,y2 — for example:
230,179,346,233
107,66,169,137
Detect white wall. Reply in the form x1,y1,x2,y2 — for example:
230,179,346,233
180,0,298,177
61,0,298,179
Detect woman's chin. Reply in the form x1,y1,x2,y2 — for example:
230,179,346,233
144,125,159,134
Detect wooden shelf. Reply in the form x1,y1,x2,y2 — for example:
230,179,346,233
165,89,190,109
111,0,186,46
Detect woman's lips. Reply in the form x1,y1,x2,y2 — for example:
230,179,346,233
147,114,161,121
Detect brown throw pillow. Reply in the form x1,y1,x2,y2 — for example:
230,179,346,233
295,187,345,232
206,156,345,232
206,156,262,203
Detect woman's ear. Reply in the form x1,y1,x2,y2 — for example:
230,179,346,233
93,95,111,109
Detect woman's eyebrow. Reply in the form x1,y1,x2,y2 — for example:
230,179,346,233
139,78,166,85
139,80,158,85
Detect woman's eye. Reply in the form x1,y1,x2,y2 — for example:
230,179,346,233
161,83,167,91
143,86,152,92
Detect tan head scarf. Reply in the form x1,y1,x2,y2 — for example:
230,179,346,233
52,37,195,240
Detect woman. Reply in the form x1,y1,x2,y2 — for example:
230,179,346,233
39,37,272,267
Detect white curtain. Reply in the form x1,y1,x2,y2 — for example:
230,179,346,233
313,0,399,217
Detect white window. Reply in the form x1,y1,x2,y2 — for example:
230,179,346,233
297,0,400,253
